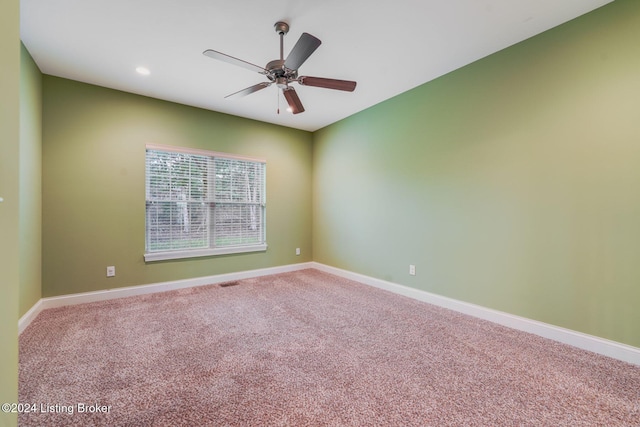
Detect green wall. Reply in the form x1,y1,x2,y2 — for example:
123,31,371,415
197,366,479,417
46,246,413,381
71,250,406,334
1,0,20,424
42,76,313,297
19,44,42,317
313,0,640,347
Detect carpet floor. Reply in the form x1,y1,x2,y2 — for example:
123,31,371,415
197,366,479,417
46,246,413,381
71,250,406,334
19,269,640,426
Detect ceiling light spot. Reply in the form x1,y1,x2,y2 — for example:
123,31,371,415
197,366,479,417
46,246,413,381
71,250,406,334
136,66,150,76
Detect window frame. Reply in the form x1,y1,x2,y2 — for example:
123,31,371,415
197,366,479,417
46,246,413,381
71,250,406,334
144,144,267,262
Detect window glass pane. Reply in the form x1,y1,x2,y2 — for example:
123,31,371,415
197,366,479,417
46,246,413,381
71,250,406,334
146,201,208,251
214,158,264,204
213,203,263,247
188,155,208,201
146,151,173,200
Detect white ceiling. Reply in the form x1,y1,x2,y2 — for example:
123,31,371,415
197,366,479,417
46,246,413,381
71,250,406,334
20,0,613,132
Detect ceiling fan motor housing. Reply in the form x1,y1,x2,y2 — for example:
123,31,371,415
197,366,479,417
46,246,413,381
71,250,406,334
266,59,297,87
266,59,285,75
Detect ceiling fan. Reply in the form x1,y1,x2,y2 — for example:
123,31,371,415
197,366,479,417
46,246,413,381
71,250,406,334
203,21,357,114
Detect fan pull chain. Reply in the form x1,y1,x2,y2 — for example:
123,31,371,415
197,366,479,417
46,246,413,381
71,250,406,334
277,89,280,114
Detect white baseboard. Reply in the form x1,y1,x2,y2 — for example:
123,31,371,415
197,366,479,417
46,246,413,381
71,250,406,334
311,262,640,366
18,262,314,335
19,261,640,366
18,298,45,335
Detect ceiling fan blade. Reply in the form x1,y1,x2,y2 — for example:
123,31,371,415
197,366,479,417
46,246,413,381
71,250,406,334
298,76,357,92
284,33,321,71
225,82,272,99
203,49,267,74
282,87,305,114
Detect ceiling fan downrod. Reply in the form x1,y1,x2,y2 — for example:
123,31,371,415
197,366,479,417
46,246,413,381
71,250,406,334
274,21,289,61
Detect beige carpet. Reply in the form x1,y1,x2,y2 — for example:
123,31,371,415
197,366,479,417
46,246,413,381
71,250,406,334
19,269,640,426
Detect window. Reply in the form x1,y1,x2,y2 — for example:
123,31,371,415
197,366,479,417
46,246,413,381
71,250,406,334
145,144,266,262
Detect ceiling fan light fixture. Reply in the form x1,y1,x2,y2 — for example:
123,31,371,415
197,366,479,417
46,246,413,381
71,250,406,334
275,77,288,89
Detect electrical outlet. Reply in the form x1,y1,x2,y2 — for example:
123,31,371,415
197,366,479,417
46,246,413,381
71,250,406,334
409,265,416,276
296,248,301,256
106,266,116,277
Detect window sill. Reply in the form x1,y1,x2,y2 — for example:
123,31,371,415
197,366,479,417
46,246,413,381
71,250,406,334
144,244,268,262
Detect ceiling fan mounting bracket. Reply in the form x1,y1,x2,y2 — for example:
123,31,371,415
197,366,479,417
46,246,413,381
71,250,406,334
274,21,289,36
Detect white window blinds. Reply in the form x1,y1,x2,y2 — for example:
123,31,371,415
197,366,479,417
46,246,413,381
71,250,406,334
145,145,266,261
